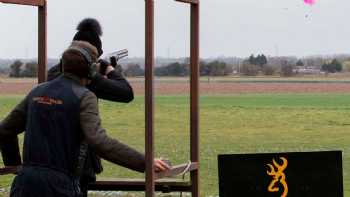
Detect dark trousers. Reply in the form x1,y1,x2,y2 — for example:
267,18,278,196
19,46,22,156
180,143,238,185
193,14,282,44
79,174,96,197
10,166,78,197
79,149,100,197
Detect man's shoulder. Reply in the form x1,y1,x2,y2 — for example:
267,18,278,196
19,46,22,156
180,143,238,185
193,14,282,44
47,64,61,81
72,82,95,100
79,90,98,112
29,81,50,94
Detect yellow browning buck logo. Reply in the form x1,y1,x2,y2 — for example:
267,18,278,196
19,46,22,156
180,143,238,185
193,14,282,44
266,157,288,197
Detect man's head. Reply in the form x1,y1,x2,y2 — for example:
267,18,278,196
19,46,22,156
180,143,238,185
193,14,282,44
61,41,98,82
73,18,103,57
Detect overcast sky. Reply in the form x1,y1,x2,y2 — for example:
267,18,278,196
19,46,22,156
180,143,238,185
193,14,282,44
0,0,349,59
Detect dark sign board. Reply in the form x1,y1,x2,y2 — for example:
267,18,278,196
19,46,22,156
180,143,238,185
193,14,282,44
218,151,343,197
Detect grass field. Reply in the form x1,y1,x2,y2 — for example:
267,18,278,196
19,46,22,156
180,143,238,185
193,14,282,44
1,94,350,196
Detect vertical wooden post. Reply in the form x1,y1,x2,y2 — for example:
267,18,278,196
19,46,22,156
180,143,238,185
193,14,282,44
190,2,200,197
145,0,155,197
38,0,47,83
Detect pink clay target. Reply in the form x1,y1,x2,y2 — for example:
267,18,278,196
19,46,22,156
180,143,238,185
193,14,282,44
304,0,316,5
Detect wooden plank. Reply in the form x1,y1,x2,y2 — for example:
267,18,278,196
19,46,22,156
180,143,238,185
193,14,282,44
155,162,198,180
0,0,44,6
37,0,47,83
190,2,200,197
175,0,198,4
145,0,155,197
88,178,191,192
0,166,19,175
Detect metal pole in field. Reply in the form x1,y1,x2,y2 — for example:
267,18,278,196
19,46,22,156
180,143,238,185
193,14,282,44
190,1,200,197
38,0,47,83
145,0,155,197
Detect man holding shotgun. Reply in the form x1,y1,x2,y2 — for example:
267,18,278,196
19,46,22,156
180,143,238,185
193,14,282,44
48,18,133,103
0,18,170,196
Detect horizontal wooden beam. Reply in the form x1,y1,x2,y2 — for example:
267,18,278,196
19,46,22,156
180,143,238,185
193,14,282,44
155,162,198,179
175,0,198,4
0,166,19,175
88,178,191,192
0,0,44,6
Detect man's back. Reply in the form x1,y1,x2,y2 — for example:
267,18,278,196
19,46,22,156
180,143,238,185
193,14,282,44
23,75,88,175
5,75,90,197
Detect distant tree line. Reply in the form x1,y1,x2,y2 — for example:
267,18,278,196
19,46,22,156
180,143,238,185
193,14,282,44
248,54,268,68
200,61,233,76
123,63,145,77
155,62,189,76
9,60,38,78
6,60,233,78
123,61,233,77
84,56,346,77
240,54,269,76
321,59,342,73
239,54,344,77
3,55,346,78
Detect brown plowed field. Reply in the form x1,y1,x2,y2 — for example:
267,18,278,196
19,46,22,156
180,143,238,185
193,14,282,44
132,82,350,95
2,78,350,95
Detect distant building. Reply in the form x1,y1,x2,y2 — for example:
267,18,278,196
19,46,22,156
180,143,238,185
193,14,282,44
294,66,322,75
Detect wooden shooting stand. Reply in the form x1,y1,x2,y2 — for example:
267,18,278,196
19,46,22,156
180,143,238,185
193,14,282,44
0,0,47,83
0,1,200,197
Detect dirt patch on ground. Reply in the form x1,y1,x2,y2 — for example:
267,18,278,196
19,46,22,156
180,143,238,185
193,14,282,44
3,79,350,95
0,82,35,95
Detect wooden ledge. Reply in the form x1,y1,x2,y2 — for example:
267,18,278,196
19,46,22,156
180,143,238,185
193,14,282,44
0,166,18,175
88,163,198,192
0,0,45,6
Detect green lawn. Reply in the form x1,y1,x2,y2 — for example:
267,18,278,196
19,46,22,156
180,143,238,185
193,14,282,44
1,94,350,196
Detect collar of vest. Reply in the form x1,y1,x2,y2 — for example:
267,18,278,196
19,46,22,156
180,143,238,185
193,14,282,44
63,73,82,84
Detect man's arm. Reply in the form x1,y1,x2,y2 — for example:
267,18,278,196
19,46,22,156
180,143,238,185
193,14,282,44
87,69,134,103
80,92,144,172
48,64,134,103
0,97,28,166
